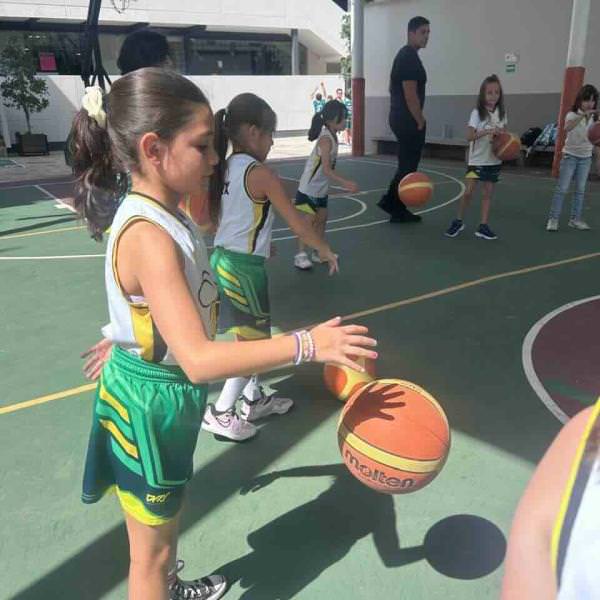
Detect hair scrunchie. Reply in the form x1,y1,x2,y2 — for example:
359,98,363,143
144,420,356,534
82,86,107,129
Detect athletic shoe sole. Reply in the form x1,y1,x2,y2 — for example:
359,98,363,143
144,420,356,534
445,224,465,238
242,401,294,422
474,231,498,240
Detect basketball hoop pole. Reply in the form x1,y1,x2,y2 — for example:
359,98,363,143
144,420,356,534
552,0,590,176
351,0,365,157
81,0,111,90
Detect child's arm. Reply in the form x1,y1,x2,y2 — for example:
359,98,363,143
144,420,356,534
118,221,376,383
319,136,358,193
501,408,593,599
247,165,340,274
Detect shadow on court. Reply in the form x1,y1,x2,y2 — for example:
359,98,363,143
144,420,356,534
218,464,506,599
0,215,78,237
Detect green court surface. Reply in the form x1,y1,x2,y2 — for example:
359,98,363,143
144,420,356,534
1,156,599,599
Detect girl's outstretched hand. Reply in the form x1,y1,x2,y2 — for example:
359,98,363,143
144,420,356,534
344,180,359,194
320,248,339,275
310,316,377,371
81,337,113,380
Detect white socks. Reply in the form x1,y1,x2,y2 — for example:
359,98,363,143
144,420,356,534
214,377,248,412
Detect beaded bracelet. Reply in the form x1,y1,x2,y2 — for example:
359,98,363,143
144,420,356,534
293,329,315,365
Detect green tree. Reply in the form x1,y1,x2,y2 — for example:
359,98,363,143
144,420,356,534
0,37,49,133
340,13,351,81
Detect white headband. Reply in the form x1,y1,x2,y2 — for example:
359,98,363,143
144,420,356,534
82,86,107,129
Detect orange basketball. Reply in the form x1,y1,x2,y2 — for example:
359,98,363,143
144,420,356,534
492,131,521,161
397,172,433,207
178,190,212,232
587,121,600,146
338,379,450,494
324,357,376,402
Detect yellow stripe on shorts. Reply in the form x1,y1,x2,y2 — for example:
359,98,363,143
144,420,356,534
100,419,139,459
224,287,248,306
99,384,130,423
216,265,241,288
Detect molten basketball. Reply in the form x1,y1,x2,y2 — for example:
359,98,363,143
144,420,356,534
492,131,521,161
397,172,433,207
587,122,600,146
179,191,212,232
324,357,376,402
338,379,450,494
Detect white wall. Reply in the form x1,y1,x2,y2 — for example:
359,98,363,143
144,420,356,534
365,0,572,98
1,74,344,146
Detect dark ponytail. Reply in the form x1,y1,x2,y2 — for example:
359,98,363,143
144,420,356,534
308,99,347,141
210,108,229,226
69,100,124,241
209,93,277,221
69,68,211,241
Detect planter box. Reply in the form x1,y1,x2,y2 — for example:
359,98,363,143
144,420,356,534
16,132,49,156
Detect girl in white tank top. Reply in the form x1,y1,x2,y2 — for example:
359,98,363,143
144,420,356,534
293,100,359,270
204,93,342,442
70,71,376,600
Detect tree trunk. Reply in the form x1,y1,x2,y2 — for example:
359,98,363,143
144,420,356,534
23,105,31,134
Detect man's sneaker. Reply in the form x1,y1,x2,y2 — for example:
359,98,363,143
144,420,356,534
202,404,257,441
389,211,422,223
311,250,322,263
546,218,559,232
169,560,227,600
240,387,294,422
445,219,464,237
568,219,591,230
475,223,498,240
294,252,312,270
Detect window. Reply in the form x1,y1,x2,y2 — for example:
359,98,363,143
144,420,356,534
0,30,82,75
187,37,291,75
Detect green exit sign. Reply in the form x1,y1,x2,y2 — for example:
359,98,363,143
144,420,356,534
506,63,517,73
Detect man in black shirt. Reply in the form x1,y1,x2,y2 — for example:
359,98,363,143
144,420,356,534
378,16,430,223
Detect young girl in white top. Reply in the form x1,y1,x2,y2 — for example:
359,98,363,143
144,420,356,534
547,84,600,232
293,100,358,270
445,74,507,241
203,93,343,442
71,70,376,600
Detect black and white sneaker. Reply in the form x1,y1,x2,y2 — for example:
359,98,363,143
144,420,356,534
168,560,227,600
445,219,464,237
240,386,293,422
474,223,498,240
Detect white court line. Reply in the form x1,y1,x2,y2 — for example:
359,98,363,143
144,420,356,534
34,184,77,214
521,295,600,424
271,197,367,233
0,168,463,260
0,254,104,260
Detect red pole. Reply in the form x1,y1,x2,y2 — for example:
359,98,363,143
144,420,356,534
552,67,585,176
352,77,365,157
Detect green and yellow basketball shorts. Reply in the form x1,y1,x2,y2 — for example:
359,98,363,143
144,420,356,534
82,346,207,526
465,164,502,183
294,190,329,216
210,246,271,340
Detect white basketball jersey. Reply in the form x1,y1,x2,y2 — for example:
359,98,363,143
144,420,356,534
555,403,600,599
298,126,338,198
104,192,219,365
213,153,274,258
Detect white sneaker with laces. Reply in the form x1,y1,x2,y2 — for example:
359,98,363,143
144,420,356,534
568,219,591,230
546,218,559,231
240,387,294,422
294,252,312,270
201,404,257,441
168,560,227,600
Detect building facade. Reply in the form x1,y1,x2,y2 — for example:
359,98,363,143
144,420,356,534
0,0,346,147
